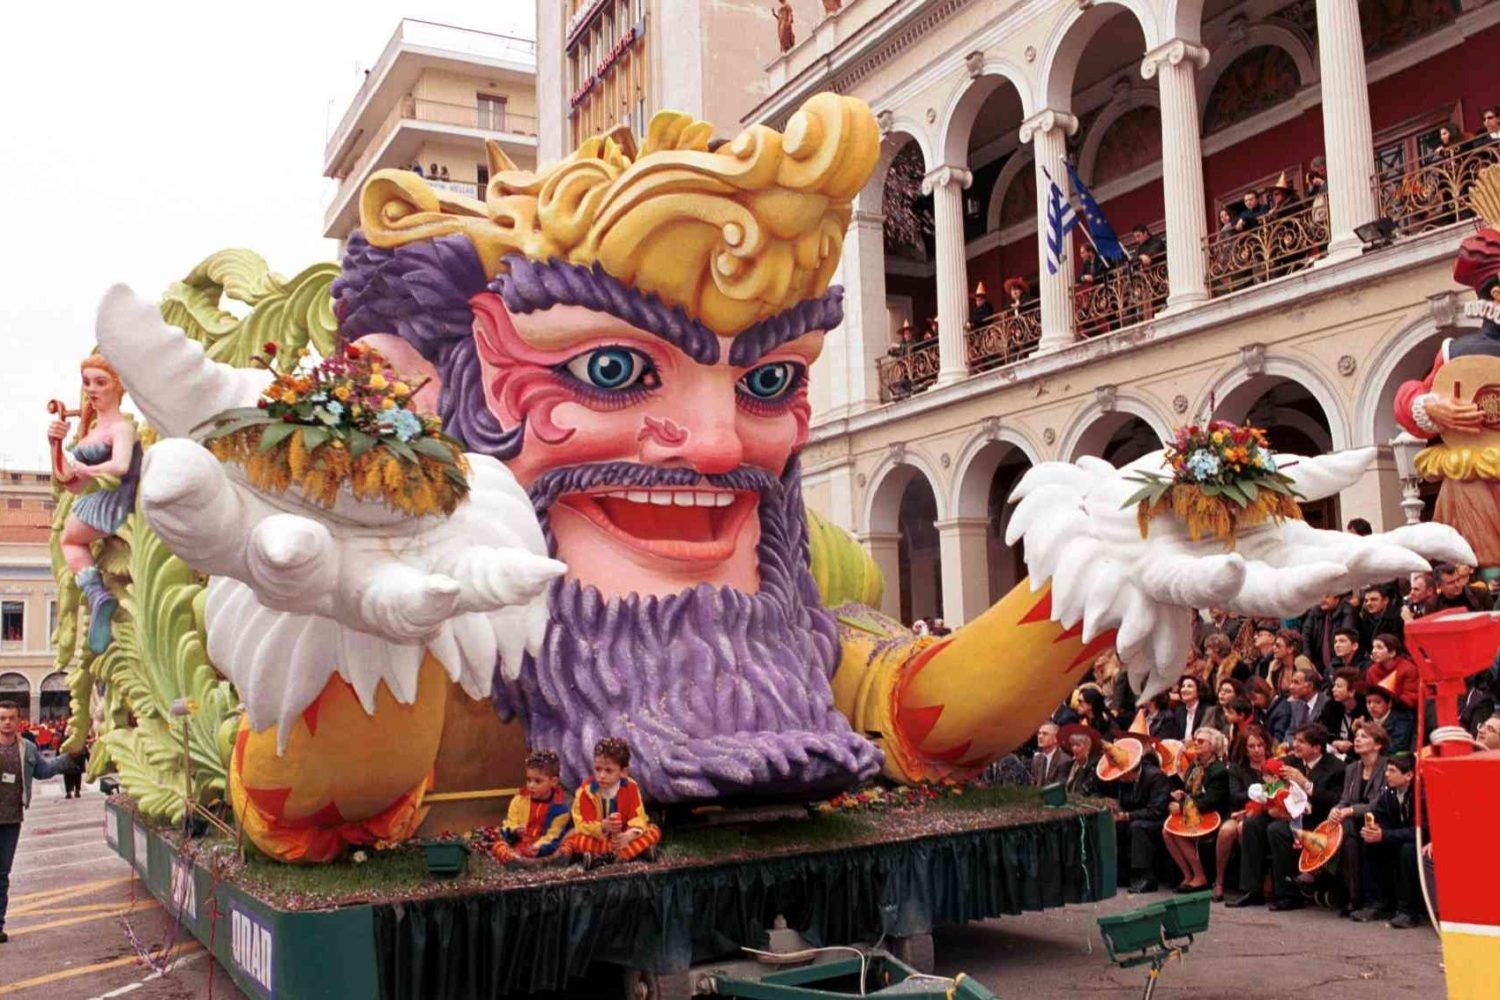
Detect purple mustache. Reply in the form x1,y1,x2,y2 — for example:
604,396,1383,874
527,461,783,515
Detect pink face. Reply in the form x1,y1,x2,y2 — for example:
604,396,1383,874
466,295,821,599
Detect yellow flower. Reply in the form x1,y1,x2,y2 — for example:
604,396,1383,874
381,397,397,409
1211,431,1224,443
333,385,351,401
369,373,388,390
393,381,410,396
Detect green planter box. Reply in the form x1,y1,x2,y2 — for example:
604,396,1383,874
420,839,469,878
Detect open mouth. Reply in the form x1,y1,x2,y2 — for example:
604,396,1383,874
557,488,759,562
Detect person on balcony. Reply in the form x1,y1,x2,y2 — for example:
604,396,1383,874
887,319,915,357
920,316,938,344
1002,276,1030,315
1234,190,1267,231
1075,244,1114,337
1128,223,1166,270
439,166,451,182
1263,174,1295,223
1470,106,1500,149
968,282,994,328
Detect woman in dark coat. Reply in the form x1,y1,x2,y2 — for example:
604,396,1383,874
1215,724,1272,901
1163,727,1231,891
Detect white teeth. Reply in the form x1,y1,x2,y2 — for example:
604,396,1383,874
714,493,735,507
649,492,673,506
693,491,719,507
626,490,650,503
599,489,739,506
673,491,697,506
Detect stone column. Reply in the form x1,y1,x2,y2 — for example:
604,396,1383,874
836,207,891,413
1019,110,1079,352
936,517,992,627
860,530,903,620
921,164,974,386
1316,0,1378,263
1141,39,1210,311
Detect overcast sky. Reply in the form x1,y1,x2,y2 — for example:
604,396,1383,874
0,2,535,470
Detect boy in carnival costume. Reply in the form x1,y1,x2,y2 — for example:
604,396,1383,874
559,737,661,869
492,749,572,865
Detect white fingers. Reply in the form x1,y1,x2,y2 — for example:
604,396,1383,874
95,284,271,438
352,562,462,641
246,514,337,611
434,547,566,613
1136,549,1247,609
1275,448,1376,502
1379,523,1476,567
1228,560,1349,617
139,439,257,573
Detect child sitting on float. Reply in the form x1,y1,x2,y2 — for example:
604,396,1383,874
492,749,572,866
558,737,662,870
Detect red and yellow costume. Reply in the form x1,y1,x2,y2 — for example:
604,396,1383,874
1393,228,1500,565
492,784,572,862
561,776,661,861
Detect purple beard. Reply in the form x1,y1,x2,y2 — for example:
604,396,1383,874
492,459,884,802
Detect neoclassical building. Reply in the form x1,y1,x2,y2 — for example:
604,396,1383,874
739,0,1499,627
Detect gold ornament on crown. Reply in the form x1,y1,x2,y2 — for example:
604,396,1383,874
1468,164,1500,227
356,94,881,338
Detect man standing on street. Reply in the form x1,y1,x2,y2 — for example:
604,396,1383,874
1,700,75,943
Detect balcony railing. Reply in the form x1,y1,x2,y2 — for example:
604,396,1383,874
1376,141,1500,236
968,306,1041,371
1073,261,1168,337
406,97,538,136
877,340,940,402
1203,201,1329,297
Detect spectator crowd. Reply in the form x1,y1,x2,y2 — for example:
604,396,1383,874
1017,520,1500,934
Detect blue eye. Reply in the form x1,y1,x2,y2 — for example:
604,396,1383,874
739,362,801,401
563,347,657,392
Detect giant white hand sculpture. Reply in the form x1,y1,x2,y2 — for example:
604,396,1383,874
1008,449,1474,698
95,286,564,747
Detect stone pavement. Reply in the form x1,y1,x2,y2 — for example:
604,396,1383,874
0,780,1448,998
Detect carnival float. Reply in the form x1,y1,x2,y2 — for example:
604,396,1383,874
47,94,1494,998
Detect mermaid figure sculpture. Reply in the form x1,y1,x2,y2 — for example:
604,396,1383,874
48,354,141,653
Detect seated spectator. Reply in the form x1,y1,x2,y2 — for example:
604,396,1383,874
1074,685,1114,738
1215,724,1272,901
1477,714,1500,750
1329,628,1370,677
1246,622,1277,679
1287,665,1329,733
1105,742,1174,894
1245,677,1281,740
1179,675,1214,739
1303,594,1358,672
1228,723,1344,911
1365,633,1420,710
1204,678,1243,737
1202,633,1246,689
1362,687,1414,754
1163,728,1231,891
1195,609,1244,654
1321,668,1369,755
1062,725,1104,797
1459,673,1495,736
1031,722,1072,788
1435,563,1489,612
1358,587,1404,649
1269,628,1313,694
1139,692,1185,740
1326,722,1390,915
1403,571,1439,622
1222,695,1255,736
1353,756,1424,928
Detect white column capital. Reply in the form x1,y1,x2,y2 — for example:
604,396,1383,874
920,164,973,195
849,208,884,229
1140,39,1210,80
934,516,991,534
1018,109,1079,144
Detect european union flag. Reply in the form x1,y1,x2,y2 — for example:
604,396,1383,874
1065,162,1124,262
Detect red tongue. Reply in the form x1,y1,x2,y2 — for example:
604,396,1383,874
596,497,714,542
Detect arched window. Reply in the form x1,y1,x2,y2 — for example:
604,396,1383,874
0,672,31,721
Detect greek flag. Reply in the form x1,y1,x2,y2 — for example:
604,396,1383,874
1045,174,1077,276
1065,162,1125,262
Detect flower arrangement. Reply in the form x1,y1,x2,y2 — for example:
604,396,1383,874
1122,420,1301,547
196,342,468,517
812,781,959,814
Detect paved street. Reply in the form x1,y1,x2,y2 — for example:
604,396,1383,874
1,780,241,1000
2,781,1446,998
